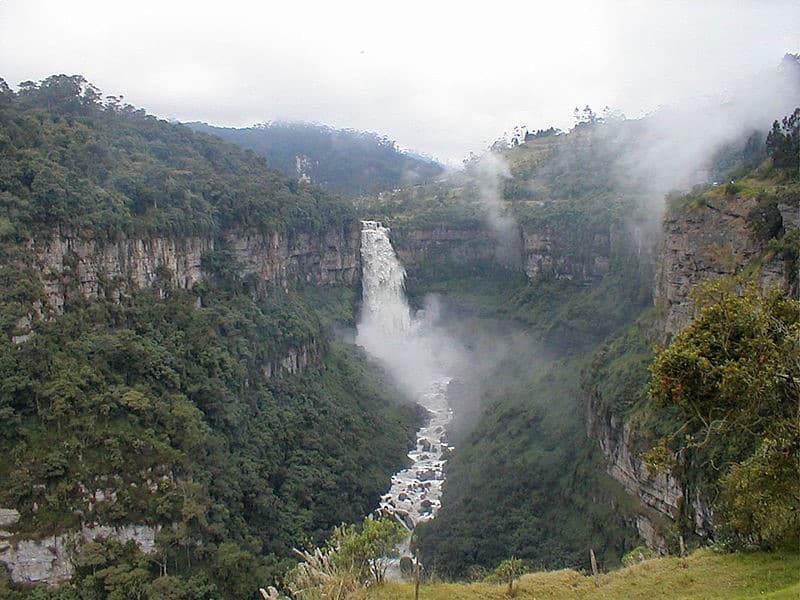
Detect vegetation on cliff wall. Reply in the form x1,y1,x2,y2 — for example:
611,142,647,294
649,282,799,548
0,264,419,594
414,255,649,577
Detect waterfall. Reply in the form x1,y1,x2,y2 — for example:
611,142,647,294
356,220,454,545
357,221,412,339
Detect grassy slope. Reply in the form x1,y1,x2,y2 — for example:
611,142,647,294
363,549,800,599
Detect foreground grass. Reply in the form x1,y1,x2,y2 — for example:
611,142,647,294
361,548,800,599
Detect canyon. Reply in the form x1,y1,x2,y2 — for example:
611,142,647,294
3,190,796,584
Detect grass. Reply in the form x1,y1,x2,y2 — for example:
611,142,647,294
359,548,800,599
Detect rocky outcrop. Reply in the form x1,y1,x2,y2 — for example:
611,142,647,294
587,195,797,552
33,224,360,314
35,235,212,312
392,220,619,284
654,197,794,337
263,340,321,378
587,396,717,552
225,226,360,288
0,509,158,585
587,401,674,552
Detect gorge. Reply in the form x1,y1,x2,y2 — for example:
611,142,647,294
0,74,797,598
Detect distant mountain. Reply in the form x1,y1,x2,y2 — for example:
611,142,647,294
185,121,444,196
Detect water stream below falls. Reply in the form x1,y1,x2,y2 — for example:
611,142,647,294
377,377,453,530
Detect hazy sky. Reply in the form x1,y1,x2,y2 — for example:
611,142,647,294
1,1,798,164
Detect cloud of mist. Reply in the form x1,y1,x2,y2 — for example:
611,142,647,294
358,286,539,438
355,223,532,429
615,60,800,205
469,153,521,267
357,294,466,400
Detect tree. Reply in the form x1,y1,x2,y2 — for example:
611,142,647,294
766,107,800,175
573,105,598,128
649,281,800,547
331,517,407,585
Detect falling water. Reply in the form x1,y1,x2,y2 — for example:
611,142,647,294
358,221,412,337
356,221,454,569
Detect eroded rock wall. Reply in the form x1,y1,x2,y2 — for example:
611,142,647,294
588,195,796,551
33,224,360,314
0,509,158,585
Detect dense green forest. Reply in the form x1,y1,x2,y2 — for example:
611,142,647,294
185,122,444,197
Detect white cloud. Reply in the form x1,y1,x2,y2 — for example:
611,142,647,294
1,1,798,164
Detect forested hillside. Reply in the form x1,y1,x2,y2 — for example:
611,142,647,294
185,122,444,196
0,75,420,597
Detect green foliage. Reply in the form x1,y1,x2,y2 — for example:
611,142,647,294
620,545,657,567
356,182,485,230
748,193,785,241
186,122,443,196
717,426,800,549
0,280,418,595
485,556,523,595
649,281,800,547
582,311,657,418
286,517,406,598
418,356,638,577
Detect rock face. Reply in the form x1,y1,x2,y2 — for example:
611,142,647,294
0,509,158,585
654,198,794,337
2,225,358,583
586,400,677,553
33,224,360,314
263,340,321,378
521,222,612,282
392,220,619,284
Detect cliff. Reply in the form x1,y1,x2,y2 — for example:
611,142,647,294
391,218,620,284
32,224,360,315
521,221,613,282
586,396,712,552
588,192,798,551
391,225,498,272
1,224,358,584
0,509,158,585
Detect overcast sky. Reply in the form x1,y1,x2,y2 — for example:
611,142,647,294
1,1,798,164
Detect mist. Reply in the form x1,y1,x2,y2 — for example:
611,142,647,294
467,154,521,268
619,57,800,202
3,1,797,164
